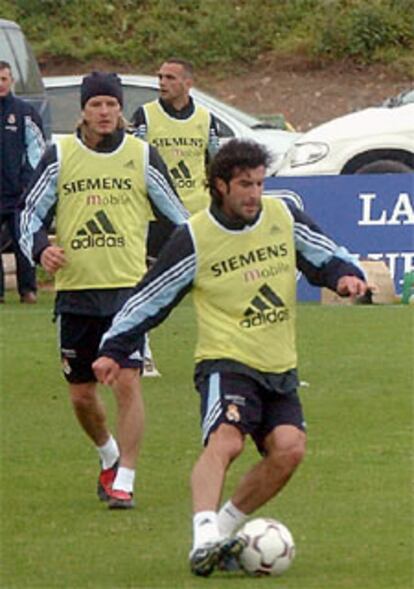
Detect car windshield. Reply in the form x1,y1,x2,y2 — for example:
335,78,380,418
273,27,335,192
0,20,44,94
192,91,261,127
192,90,288,130
46,85,81,133
45,80,264,135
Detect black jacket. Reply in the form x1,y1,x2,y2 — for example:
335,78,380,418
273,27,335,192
0,92,45,212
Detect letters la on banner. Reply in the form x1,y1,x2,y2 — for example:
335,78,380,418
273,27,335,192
265,174,413,301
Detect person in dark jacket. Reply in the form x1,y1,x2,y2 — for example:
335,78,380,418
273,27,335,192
0,60,45,303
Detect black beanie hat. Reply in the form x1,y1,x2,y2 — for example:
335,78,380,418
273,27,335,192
80,71,123,109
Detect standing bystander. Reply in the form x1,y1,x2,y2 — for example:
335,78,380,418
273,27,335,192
0,60,45,303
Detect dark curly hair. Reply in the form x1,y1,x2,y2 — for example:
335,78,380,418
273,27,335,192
208,139,272,205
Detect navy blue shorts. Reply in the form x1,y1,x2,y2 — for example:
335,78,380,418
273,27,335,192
196,371,305,452
57,313,145,384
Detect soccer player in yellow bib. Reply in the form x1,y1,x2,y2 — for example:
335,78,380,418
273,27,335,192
132,58,219,257
19,72,188,509
92,139,369,573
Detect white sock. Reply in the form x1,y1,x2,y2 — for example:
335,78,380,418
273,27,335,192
192,511,221,551
113,467,135,493
97,435,119,470
218,500,248,537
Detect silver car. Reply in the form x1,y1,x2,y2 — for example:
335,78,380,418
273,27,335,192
43,74,301,175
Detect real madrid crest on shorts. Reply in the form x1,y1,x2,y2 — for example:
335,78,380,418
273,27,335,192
226,403,241,423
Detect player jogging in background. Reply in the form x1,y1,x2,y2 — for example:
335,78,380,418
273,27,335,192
93,139,369,572
19,71,188,510
132,57,219,258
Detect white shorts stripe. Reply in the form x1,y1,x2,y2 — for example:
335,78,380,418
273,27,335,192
202,373,222,443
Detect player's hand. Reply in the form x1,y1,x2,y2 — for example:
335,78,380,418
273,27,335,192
40,245,66,274
336,275,372,300
92,356,121,386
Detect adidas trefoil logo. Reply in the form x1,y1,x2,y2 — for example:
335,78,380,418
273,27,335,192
240,283,289,328
71,210,125,250
170,159,196,189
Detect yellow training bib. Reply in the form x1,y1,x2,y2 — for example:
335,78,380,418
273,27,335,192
189,197,297,373
55,134,152,290
144,101,210,214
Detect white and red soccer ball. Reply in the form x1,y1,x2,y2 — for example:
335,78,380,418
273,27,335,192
236,517,295,576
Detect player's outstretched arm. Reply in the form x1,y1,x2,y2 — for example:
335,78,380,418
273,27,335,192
336,275,370,299
98,224,195,362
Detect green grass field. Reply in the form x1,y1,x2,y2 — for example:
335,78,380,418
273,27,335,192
0,291,413,589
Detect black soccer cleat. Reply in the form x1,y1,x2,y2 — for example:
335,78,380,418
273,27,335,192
217,536,247,572
190,542,221,577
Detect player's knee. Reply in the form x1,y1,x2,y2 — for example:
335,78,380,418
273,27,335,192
285,439,306,470
209,424,244,463
114,368,140,394
69,384,96,410
268,434,306,474
282,439,305,473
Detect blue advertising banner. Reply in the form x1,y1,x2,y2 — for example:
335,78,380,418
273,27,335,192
265,174,414,301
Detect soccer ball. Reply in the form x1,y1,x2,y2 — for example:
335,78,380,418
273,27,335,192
236,517,295,576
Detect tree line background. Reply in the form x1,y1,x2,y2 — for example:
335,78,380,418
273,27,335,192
1,0,413,76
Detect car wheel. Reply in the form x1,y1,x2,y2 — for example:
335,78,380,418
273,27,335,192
355,159,413,174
